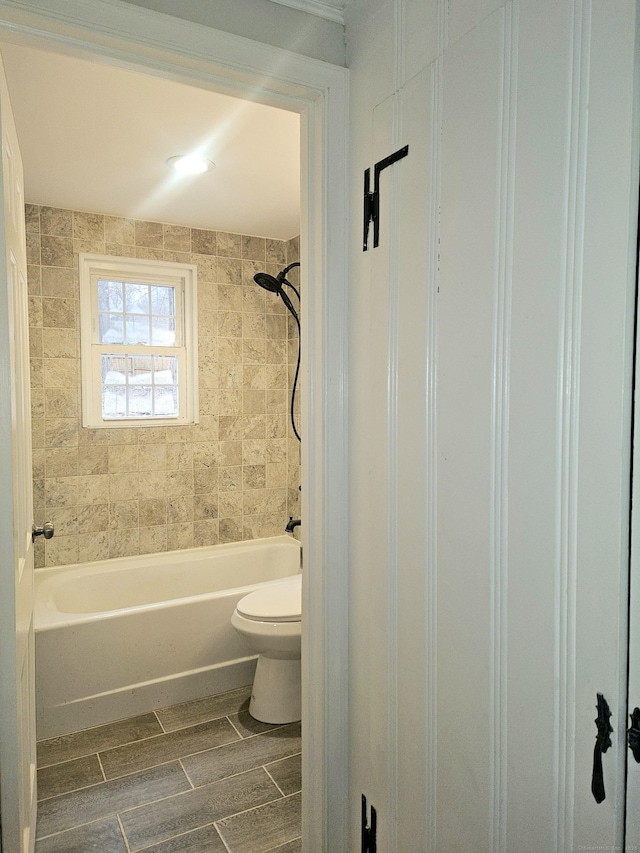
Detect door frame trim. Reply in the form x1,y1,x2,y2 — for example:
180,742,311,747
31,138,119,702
0,1,350,847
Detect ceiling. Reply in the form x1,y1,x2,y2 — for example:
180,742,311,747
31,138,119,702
0,42,301,241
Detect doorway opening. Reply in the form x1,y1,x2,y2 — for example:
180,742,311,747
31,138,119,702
0,6,349,851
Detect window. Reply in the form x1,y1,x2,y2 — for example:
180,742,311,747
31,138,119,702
79,254,198,428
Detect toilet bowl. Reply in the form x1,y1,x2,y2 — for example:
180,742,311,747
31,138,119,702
231,575,302,724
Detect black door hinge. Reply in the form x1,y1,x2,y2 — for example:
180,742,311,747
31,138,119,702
362,794,377,853
363,145,409,251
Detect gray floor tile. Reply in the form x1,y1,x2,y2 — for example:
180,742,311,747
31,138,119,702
182,723,301,788
37,713,163,767
100,717,241,780
216,792,301,853
38,753,104,801
157,686,252,732
34,688,303,853
228,709,282,738
136,824,227,853
36,761,190,839
34,816,127,853
121,767,281,852
265,753,301,796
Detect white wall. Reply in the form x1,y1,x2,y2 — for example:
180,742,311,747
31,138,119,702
117,0,346,65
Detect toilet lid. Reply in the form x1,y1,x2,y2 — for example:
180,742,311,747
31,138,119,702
236,575,302,622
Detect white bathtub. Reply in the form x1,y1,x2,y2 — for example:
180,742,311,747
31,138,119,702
34,535,301,738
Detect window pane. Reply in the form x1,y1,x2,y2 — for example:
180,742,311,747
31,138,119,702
99,280,178,345
153,356,177,384
100,354,179,419
154,385,178,416
98,280,123,312
102,356,126,385
151,316,176,346
127,356,153,383
129,385,153,416
102,383,127,419
151,285,175,316
125,282,150,314
99,313,124,344
125,315,151,345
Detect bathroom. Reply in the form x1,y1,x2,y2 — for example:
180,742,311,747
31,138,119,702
3,1,639,851
3,40,306,852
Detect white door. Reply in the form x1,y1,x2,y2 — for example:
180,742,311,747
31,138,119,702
348,0,638,850
436,3,636,849
0,53,37,853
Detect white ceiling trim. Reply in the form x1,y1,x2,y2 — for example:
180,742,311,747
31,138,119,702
267,0,346,24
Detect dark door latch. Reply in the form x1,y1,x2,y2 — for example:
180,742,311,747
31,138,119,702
628,707,640,763
592,693,613,803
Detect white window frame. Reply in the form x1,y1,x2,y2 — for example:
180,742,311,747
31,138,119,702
79,253,199,428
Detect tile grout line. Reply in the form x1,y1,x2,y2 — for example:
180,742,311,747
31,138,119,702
96,751,107,782
263,765,286,798
152,709,166,734
117,814,132,853
226,714,244,739
214,820,234,853
178,758,196,790
263,839,303,853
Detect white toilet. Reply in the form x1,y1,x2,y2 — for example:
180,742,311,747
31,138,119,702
231,574,302,724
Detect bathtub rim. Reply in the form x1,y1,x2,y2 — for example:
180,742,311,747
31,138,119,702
35,533,302,630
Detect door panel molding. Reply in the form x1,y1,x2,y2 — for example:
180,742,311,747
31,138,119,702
424,43,443,853
489,4,518,850
554,2,591,848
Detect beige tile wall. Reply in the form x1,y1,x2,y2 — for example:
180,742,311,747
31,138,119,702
26,203,301,568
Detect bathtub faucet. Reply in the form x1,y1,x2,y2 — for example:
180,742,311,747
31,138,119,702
285,517,301,534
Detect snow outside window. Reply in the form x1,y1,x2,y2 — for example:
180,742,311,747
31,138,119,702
79,254,198,428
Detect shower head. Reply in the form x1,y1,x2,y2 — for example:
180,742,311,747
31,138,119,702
253,262,300,322
253,262,300,294
253,272,282,293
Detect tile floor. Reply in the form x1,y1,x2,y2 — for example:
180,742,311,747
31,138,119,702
35,685,302,853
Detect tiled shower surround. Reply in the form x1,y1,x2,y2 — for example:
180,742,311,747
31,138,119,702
26,204,301,568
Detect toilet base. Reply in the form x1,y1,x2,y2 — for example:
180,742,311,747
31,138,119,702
249,655,301,724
